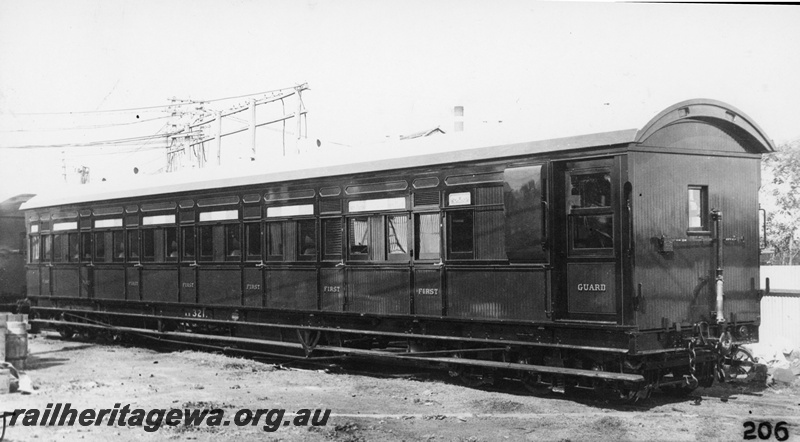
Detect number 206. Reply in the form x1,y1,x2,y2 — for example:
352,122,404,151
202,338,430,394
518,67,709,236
743,421,789,441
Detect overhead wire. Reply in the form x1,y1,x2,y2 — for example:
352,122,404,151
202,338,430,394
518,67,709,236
10,85,305,116
0,115,171,133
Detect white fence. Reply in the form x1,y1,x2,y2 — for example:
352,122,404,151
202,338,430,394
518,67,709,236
760,266,800,349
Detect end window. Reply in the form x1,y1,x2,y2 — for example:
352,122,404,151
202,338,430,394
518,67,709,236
688,186,708,233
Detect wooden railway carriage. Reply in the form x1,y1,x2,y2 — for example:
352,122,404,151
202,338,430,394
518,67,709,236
21,99,774,399
0,194,34,312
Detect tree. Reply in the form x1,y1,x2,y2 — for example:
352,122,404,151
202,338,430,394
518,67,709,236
760,139,800,265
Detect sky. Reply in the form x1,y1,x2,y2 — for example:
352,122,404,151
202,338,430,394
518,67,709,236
1,1,799,200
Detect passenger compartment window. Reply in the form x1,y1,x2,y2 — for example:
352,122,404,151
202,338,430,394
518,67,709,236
94,232,108,262
141,230,156,262
267,219,316,262
414,213,440,260
504,165,547,262
245,223,261,261
199,226,213,261
298,219,316,259
127,230,140,261
30,235,40,263
322,218,342,261
42,235,52,262
113,230,125,262
81,233,92,262
447,210,473,259
349,217,370,257
53,234,63,262
68,233,79,262
346,214,408,261
140,227,176,262
182,227,195,260
225,224,241,261
387,215,408,256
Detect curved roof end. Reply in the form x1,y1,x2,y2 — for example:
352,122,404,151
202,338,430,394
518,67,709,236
635,99,776,153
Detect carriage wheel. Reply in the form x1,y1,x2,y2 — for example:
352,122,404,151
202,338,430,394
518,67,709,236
720,346,755,381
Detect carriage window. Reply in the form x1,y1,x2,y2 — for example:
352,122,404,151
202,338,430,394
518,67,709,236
68,233,79,262
199,226,213,260
267,223,283,260
322,218,342,261
43,235,52,262
94,232,108,262
387,215,408,256
504,165,546,262
127,230,140,261
30,236,40,263
573,215,614,249
53,234,63,262
298,219,316,259
688,186,708,232
113,230,125,262
142,230,156,262
225,225,241,260
415,213,440,260
567,171,611,210
448,210,473,258
166,228,178,260
245,223,261,261
182,227,195,260
81,232,92,261
349,217,370,257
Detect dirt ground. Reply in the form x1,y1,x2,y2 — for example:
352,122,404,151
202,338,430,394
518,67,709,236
2,332,799,442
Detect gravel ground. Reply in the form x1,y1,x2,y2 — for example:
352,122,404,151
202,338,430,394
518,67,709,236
1,332,799,441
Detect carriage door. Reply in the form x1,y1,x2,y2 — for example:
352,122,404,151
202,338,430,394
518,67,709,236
553,158,621,322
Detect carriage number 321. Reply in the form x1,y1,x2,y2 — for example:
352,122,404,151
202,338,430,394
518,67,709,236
743,421,789,441
184,309,207,319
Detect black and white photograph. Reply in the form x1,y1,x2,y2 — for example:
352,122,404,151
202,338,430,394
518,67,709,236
1,1,799,441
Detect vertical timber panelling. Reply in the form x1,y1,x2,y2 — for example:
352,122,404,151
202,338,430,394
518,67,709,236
632,152,760,330
265,268,317,310
348,267,410,315
446,268,546,320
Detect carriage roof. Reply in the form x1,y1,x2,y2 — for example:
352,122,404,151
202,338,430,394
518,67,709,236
21,99,774,211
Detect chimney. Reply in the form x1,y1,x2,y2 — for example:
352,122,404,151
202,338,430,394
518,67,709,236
454,106,464,132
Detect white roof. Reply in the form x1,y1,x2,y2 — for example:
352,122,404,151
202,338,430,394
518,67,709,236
21,128,639,211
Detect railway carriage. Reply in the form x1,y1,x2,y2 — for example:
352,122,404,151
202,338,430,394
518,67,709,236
0,194,34,312
21,99,774,400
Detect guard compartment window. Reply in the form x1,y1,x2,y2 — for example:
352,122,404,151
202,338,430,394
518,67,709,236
688,185,709,232
567,168,614,254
